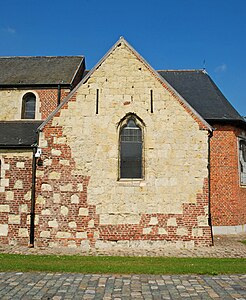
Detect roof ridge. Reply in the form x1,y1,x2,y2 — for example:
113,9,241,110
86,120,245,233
157,69,204,72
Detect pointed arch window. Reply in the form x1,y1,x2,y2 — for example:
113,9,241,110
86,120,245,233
21,92,36,119
119,117,143,179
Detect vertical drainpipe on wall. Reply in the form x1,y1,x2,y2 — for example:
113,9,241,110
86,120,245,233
208,130,214,246
29,145,37,247
57,84,61,106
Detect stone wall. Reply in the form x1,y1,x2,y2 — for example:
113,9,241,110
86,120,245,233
0,150,33,245
35,41,212,251
210,124,246,232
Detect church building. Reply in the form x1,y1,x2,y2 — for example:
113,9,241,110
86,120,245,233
0,37,245,252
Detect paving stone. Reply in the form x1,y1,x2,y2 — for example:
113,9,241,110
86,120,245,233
0,272,245,299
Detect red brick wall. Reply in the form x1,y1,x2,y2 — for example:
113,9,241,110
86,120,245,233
36,88,70,119
210,124,246,226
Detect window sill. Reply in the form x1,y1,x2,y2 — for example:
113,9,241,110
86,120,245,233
117,178,146,187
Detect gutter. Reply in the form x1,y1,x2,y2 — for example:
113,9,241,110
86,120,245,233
207,130,214,246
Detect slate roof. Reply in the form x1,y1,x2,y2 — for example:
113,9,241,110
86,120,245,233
158,70,245,123
0,56,84,86
0,121,42,147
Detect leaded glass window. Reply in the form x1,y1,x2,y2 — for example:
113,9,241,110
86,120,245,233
239,138,246,185
22,93,36,119
120,118,142,178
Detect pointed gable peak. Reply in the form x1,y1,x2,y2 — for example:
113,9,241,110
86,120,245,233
39,37,212,132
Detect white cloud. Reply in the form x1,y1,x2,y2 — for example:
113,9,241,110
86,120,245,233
215,63,227,73
2,27,16,34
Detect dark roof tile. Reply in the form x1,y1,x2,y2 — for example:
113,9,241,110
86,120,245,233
0,121,42,147
158,70,244,122
0,56,84,85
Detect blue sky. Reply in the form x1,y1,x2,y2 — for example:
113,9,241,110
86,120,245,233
0,0,245,116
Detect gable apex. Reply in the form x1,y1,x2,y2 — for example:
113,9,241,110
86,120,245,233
38,37,212,132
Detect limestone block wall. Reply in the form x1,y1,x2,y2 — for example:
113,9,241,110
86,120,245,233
0,150,33,245
0,88,69,121
210,124,246,227
33,42,212,251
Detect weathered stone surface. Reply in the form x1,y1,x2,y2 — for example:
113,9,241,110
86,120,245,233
176,227,188,236
53,193,60,203
18,228,29,237
0,224,8,236
60,184,72,192
36,195,46,205
143,227,152,234
14,180,23,189
71,194,79,204
197,216,208,226
61,206,69,216
0,178,9,188
88,220,94,228
16,162,25,168
76,232,87,239
8,215,20,224
19,204,28,213
40,231,50,238
48,220,58,228
24,191,31,201
51,149,61,156
41,209,51,215
41,184,52,191
192,227,203,237
78,208,89,216
0,205,10,212
80,240,90,251
167,218,177,226
56,231,71,238
158,227,167,235
68,221,77,228
48,172,60,180
149,217,158,225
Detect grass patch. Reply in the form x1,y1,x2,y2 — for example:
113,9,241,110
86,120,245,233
0,254,245,275
241,240,246,245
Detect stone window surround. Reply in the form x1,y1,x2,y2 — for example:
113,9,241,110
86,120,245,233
18,90,41,120
118,114,145,181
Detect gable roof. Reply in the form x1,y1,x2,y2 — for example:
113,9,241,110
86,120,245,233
0,121,42,147
39,37,212,132
158,70,245,123
0,56,85,87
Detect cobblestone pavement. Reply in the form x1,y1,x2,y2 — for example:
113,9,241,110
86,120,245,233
0,272,245,300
